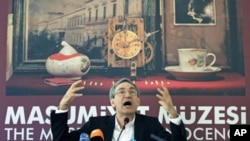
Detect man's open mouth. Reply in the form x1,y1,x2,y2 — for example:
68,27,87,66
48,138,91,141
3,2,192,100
123,101,132,106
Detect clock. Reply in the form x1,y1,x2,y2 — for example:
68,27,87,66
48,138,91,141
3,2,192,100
111,30,142,59
106,18,146,68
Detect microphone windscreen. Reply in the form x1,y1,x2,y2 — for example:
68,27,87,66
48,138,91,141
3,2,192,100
124,117,129,124
79,133,90,141
90,129,104,141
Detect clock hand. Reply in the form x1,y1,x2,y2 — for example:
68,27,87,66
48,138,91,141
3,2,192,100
123,38,141,48
145,30,159,38
127,38,141,46
133,30,159,42
123,31,128,48
144,30,159,41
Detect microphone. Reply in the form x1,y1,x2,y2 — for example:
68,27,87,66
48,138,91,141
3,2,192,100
79,133,90,141
90,129,104,141
123,117,129,129
150,134,166,141
116,117,130,141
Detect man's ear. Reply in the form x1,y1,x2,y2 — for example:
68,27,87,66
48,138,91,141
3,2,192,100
110,99,115,108
137,98,140,106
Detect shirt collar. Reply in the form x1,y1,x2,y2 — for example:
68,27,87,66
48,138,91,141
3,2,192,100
115,115,135,130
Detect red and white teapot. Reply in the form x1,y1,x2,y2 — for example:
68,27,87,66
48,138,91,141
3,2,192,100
45,41,90,79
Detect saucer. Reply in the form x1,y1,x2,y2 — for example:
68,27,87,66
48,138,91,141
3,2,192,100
164,66,221,81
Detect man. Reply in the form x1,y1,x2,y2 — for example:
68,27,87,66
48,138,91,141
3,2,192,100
50,78,187,141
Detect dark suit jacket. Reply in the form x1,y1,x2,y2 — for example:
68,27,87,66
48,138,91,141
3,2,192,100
50,111,186,141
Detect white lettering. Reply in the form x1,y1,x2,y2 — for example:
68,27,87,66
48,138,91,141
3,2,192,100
77,106,97,124
40,128,52,140
100,106,106,116
234,129,241,136
108,106,116,115
68,106,76,124
137,106,149,115
197,106,212,124
234,129,247,136
214,127,227,140
26,128,34,140
193,127,203,140
187,127,229,140
214,106,225,124
5,128,12,140
4,128,34,140
226,106,239,124
158,106,169,124
27,106,44,124
205,128,213,140
45,106,57,124
5,106,26,124
241,129,247,135
180,106,196,124
240,107,247,124
185,127,192,140
4,105,247,125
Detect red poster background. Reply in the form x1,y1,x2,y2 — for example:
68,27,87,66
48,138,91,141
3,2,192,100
0,0,250,141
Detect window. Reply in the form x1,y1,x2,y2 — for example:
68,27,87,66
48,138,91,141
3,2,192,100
103,6,106,19
125,0,129,15
83,14,86,24
112,3,116,17
95,8,98,21
88,9,91,22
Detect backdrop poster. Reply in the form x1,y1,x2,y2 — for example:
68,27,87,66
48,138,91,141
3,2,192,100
1,0,250,141
1,96,250,141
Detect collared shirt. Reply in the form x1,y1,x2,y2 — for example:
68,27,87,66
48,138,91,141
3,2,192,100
112,116,135,141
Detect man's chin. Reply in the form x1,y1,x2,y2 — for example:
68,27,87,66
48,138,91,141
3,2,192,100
123,107,136,113
123,105,134,109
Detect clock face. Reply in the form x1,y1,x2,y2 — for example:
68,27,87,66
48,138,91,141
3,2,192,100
112,30,141,59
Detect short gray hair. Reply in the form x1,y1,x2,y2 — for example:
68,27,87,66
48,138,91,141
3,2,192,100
109,78,140,99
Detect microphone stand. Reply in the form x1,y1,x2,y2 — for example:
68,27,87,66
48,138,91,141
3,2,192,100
116,117,129,141
116,124,125,141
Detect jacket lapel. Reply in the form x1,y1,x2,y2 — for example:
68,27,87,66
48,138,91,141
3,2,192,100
104,115,116,141
134,114,145,141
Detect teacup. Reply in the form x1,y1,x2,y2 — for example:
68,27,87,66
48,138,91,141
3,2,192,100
178,48,216,72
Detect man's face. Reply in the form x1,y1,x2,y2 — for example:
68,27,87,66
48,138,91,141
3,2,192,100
110,82,140,116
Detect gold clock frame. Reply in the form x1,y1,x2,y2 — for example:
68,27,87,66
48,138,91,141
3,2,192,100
107,18,145,68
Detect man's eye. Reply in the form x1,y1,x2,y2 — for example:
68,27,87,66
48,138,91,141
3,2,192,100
130,91,136,94
118,90,126,95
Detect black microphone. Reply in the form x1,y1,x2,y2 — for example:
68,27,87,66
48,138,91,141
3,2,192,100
123,117,129,129
150,134,166,141
116,117,130,141
90,129,104,141
79,133,90,141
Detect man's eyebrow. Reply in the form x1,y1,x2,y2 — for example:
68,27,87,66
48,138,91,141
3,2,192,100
129,87,136,90
117,87,136,90
116,87,125,91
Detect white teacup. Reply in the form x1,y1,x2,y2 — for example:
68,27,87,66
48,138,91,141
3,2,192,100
178,48,216,72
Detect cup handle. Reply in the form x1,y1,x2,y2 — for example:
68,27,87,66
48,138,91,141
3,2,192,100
206,53,216,68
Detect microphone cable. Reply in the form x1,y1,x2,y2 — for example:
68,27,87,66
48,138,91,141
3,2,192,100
116,117,129,141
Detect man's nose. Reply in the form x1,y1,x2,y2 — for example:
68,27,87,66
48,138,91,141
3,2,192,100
124,91,133,97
